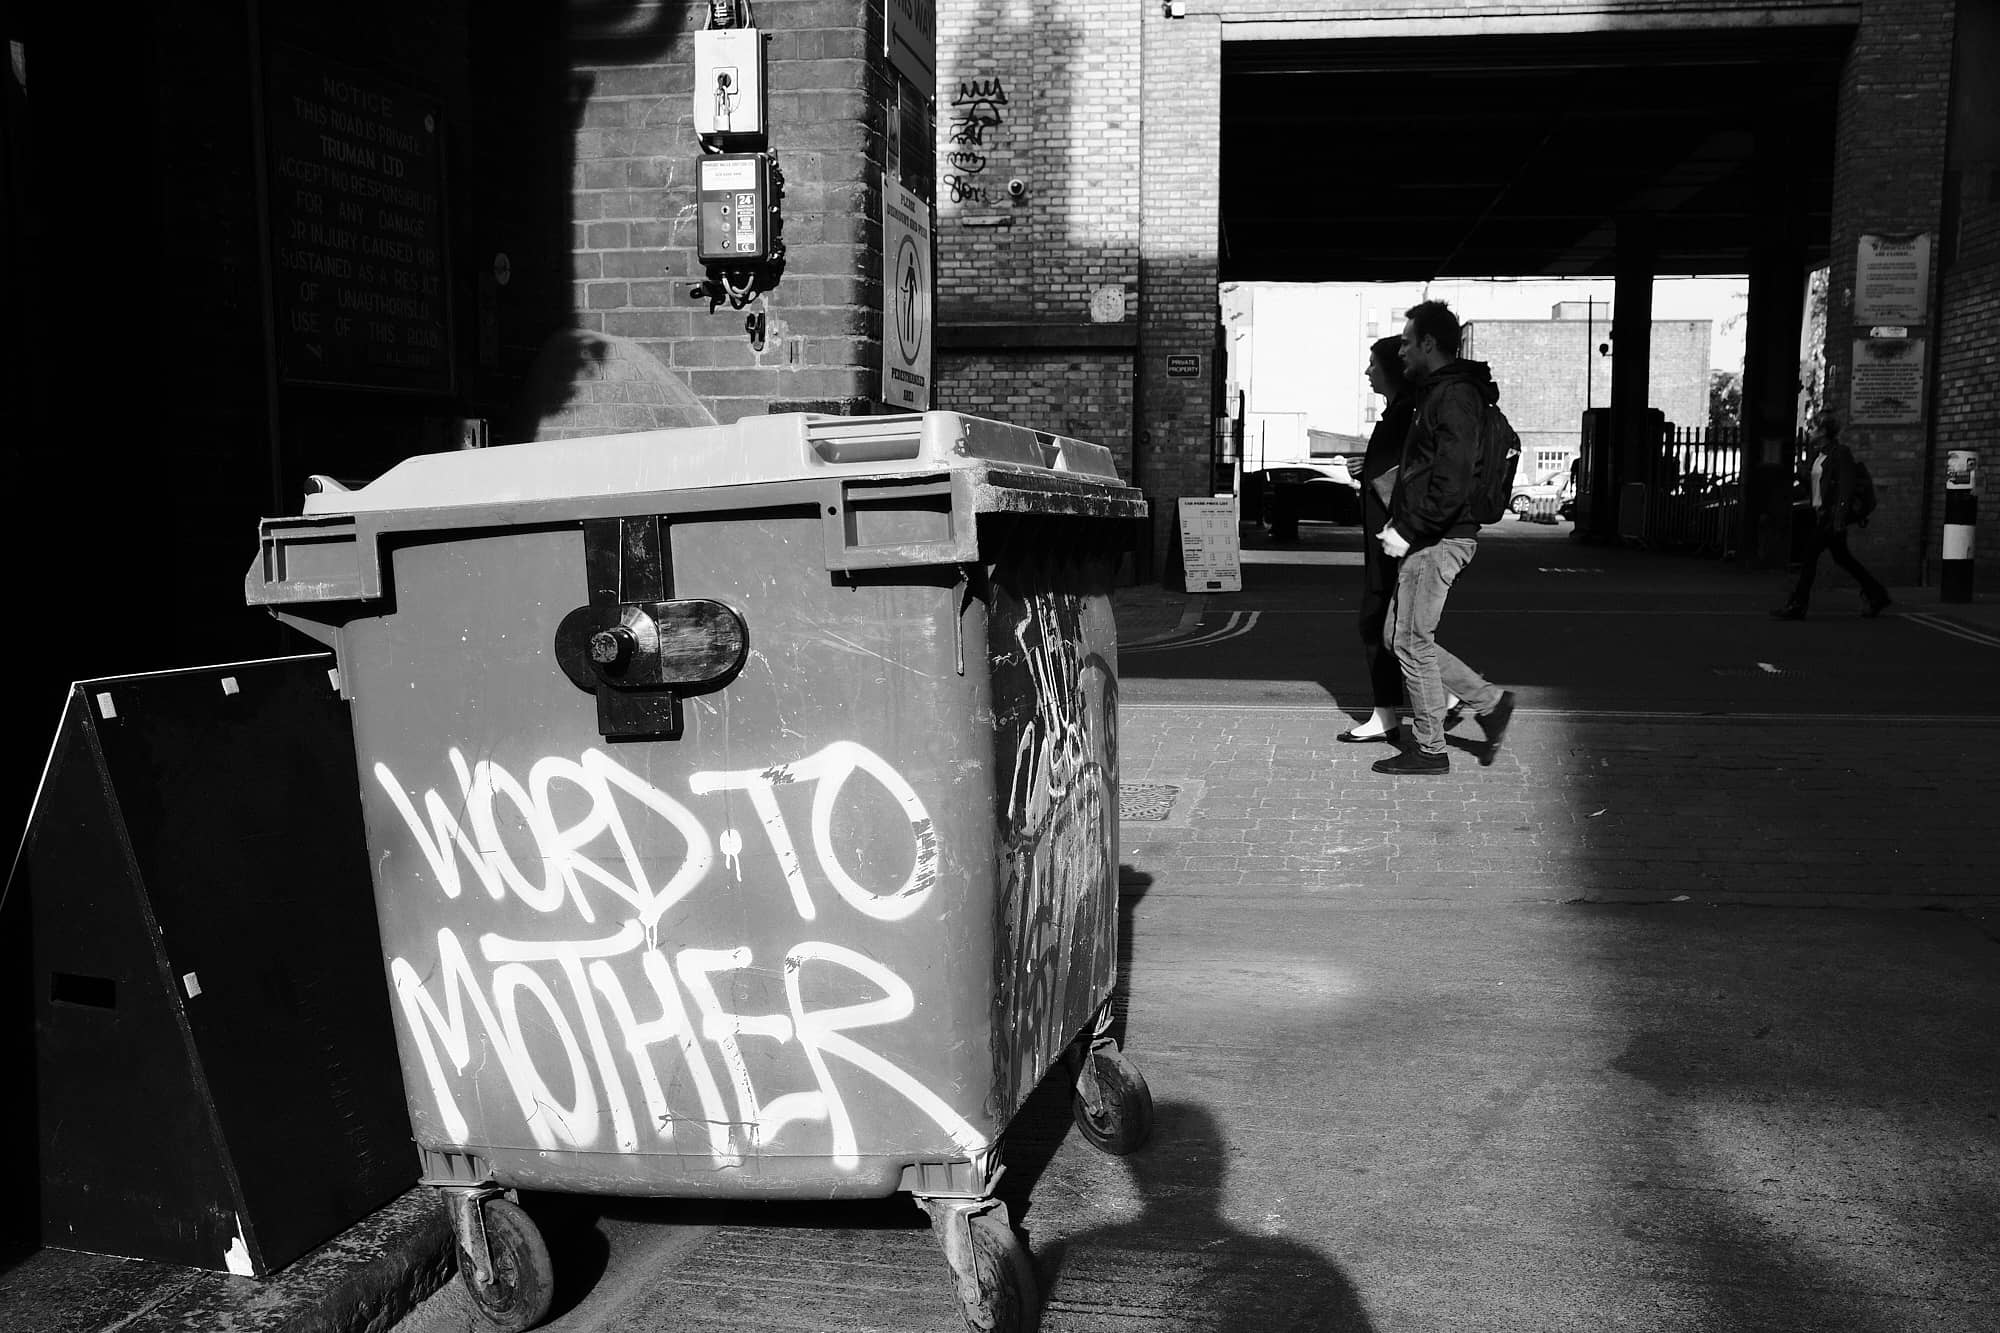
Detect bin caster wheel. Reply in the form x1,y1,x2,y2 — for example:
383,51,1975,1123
1072,1040,1153,1156
925,1199,1039,1333
456,1196,554,1333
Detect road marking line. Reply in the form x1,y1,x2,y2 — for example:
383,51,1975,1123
1123,702,1996,724
1123,611,1262,654
1121,597,1211,648
1903,611,2000,649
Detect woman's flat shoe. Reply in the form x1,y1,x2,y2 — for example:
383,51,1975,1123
1339,727,1399,744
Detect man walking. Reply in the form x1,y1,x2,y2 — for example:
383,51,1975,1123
1771,410,1892,620
1372,300,1516,776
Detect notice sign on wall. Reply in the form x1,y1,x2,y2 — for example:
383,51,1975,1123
266,46,451,394
1849,337,1927,425
1854,233,1932,324
881,180,933,410
1178,497,1241,593
885,0,937,92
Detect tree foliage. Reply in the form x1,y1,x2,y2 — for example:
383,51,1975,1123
1709,369,1743,433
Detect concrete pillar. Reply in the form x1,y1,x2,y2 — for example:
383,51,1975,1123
1606,218,1656,538
1739,121,1807,569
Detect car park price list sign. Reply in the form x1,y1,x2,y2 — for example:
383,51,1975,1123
1178,497,1242,593
266,47,451,393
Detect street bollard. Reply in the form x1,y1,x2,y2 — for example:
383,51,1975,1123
1942,450,1976,603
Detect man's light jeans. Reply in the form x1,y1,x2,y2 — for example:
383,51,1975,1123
1383,537,1502,756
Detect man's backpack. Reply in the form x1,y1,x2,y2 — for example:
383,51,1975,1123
1470,401,1523,525
1847,459,1878,526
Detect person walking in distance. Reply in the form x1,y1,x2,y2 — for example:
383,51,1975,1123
1341,336,1420,744
1772,410,1892,620
1373,300,1516,776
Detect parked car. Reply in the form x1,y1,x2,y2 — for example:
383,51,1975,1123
1246,463,1361,531
1509,475,1570,518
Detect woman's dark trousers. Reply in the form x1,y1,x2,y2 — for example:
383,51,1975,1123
1359,490,1404,707
1787,518,1888,610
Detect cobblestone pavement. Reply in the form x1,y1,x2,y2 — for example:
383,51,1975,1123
1114,519,2000,916
1117,705,1999,910
13,518,1998,1333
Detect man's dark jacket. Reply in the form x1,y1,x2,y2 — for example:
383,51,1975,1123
1390,357,1498,549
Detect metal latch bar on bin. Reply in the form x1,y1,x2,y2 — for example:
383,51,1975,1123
553,516,748,741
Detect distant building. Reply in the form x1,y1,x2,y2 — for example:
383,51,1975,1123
1227,286,1714,482
1462,304,1711,484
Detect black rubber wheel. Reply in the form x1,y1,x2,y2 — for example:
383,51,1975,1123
1071,1046,1154,1155
959,1211,1039,1333
456,1197,555,1333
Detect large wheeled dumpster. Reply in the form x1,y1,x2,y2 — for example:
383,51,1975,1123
246,411,1153,1332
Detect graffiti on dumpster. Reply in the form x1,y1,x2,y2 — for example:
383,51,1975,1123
371,740,981,1167
990,566,1119,1109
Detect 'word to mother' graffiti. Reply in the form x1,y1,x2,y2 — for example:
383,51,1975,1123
373,741,982,1169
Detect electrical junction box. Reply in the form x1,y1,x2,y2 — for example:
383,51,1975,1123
696,153,773,263
694,27,764,141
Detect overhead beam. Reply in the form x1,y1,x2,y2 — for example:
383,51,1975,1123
1222,10,1861,48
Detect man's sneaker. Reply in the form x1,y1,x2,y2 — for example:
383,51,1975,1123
1770,604,1806,620
1372,749,1449,776
1477,691,1517,767
1863,594,1893,618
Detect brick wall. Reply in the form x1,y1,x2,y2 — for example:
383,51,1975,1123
1139,0,1849,23
1139,13,1222,575
1824,0,1957,585
933,352,1136,477
1462,319,1709,435
932,0,1144,556
1934,0,1999,583
935,0,1142,323
923,0,1973,586
568,0,891,424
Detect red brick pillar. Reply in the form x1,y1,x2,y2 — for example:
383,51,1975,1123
566,0,897,424
931,0,1143,478
1824,0,1956,585
1139,11,1220,581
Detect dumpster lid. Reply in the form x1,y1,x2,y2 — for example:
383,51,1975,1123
300,412,1126,516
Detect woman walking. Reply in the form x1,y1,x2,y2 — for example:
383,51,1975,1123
1341,336,1419,743
1772,410,1892,620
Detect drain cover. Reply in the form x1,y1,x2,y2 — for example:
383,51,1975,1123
1119,783,1180,821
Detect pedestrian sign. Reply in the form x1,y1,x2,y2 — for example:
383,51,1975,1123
881,181,932,410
